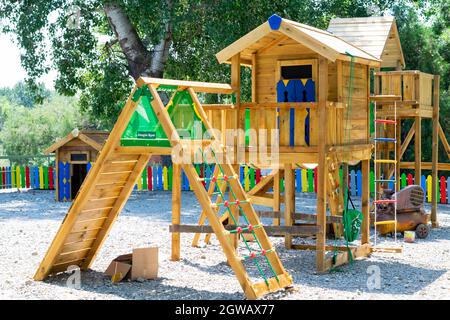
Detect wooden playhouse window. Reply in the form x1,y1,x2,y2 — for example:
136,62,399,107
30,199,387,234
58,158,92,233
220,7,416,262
70,152,89,163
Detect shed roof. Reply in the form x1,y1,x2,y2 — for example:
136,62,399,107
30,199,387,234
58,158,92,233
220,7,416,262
327,16,405,68
216,14,381,67
45,129,109,154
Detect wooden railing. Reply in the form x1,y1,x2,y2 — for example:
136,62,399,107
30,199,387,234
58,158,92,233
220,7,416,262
374,70,435,108
202,102,344,148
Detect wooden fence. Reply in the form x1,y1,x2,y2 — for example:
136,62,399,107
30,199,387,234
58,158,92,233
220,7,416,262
1,164,449,204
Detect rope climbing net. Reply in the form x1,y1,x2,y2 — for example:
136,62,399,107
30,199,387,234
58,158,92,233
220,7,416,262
196,147,280,287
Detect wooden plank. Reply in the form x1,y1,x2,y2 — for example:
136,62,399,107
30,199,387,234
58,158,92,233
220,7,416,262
279,20,339,62
400,162,450,171
215,21,272,64
34,86,143,281
81,154,151,269
170,224,319,236
256,210,342,223
137,77,234,94
324,244,371,270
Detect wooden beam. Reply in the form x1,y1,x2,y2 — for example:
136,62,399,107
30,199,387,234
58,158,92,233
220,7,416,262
215,21,272,64
77,133,103,151
278,21,339,62
257,35,289,54
256,210,342,224
415,117,422,186
396,119,401,192
170,224,319,236
284,164,294,249
431,75,440,228
400,162,450,171
438,123,450,159
171,164,181,260
316,57,328,272
137,77,234,94
273,170,281,226
361,159,370,244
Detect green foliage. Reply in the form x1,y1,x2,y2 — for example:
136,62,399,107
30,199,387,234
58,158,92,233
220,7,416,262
0,82,51,108
0,92,87,164
0,0,448,159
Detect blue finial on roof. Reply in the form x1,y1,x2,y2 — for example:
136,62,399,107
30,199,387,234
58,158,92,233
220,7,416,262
268,14,282,30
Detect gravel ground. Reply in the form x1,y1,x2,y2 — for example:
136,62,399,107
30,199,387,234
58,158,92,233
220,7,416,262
0,189,449,300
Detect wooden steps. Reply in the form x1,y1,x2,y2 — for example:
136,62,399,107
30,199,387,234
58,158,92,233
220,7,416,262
34,149,150,280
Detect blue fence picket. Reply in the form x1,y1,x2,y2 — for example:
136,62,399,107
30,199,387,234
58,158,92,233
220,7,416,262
34,167,40,189
205,165,212,190
389,176,395,190
447,177,450,204
157,166,163,190
350,170,356,197
183,170,190,190
58,162,64,199
357,170,362,197
421,175,426,196
296,169,301,192
64,162,71,199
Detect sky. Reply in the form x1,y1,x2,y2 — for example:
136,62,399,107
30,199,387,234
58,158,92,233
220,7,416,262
0,34,57,89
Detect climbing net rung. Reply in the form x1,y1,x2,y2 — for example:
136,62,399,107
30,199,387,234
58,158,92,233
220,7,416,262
213,200,249,208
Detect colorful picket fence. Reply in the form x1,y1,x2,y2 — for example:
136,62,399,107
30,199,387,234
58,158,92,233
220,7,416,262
0,165,55,190
1,163,449,205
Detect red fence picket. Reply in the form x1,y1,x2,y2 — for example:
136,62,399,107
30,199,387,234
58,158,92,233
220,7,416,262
440,176,446,204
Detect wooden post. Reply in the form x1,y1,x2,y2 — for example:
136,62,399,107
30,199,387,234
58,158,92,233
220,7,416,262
361,159,370,244
414,73,421,187
431,75,440,228
284,164,293,249
273,170,281,226
55,149,59,201
171,164,181,260
231,54,242,162
396,119,401,192
316,57,328,272
414,117,421,186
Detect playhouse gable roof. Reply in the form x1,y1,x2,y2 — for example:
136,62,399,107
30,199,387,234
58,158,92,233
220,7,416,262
45,129,109,154
327,16,405,68
216,14,381,67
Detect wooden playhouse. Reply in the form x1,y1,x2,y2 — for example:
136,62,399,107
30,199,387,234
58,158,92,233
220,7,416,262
35,14,442,299
45,129,109,201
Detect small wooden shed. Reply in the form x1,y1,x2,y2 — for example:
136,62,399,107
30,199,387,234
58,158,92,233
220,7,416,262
328,16,405,69
45,129,109,201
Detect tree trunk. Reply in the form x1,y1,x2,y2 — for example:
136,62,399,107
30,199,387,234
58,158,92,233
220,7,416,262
104,3,152,79
150,0,173,78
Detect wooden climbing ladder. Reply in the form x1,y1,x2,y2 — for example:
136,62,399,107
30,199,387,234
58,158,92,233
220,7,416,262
34,78,292,300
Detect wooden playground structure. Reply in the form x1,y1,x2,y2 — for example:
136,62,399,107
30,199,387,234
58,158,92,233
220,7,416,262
34,15,443,299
